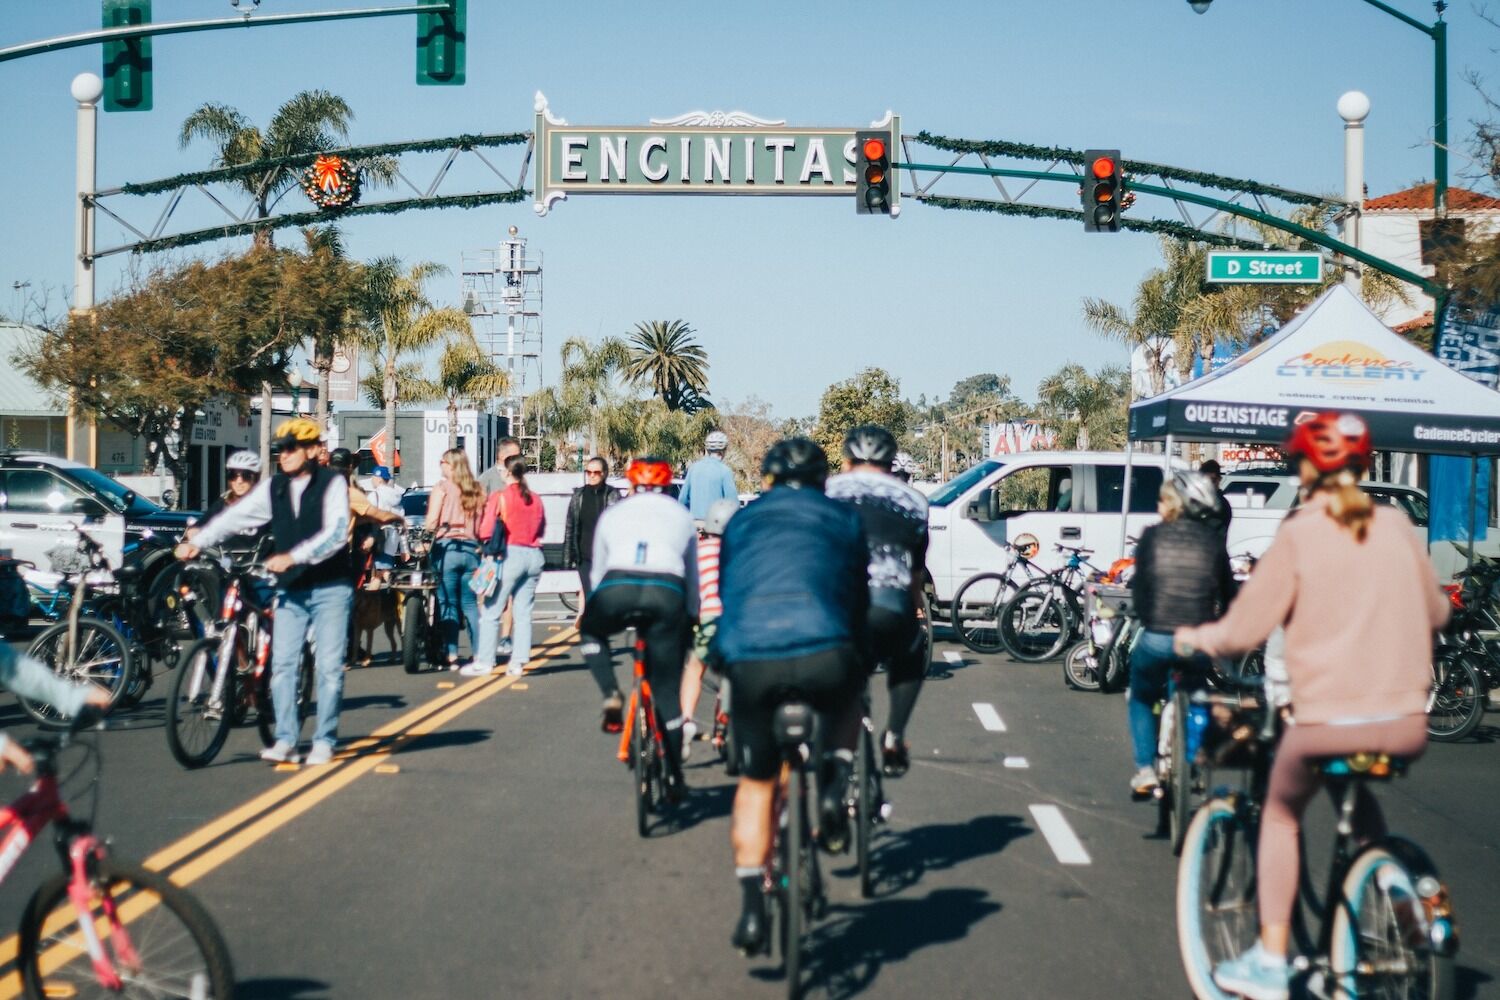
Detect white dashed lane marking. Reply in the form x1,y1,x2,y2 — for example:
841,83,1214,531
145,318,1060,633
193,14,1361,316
1029,804,1092,865
1004,756,1029,769
943,651,964,665
972,702,1006,732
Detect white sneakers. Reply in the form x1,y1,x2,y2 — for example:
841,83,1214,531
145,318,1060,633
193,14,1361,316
458,662,495,677
680,719,699,762
304,742,335,766
260,741,299,765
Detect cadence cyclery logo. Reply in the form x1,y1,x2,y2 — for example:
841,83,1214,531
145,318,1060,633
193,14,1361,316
1276,340,1427,382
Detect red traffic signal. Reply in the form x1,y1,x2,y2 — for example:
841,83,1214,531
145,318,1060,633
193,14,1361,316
856,130,893,216
1082,149,1123,232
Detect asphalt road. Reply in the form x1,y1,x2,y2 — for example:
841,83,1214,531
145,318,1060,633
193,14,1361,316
0,606,1496,999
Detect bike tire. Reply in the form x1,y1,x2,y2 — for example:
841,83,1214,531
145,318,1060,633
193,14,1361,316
1176,797,1258,1000
559,590,580,613
999,582,1078,663
165,638,235,769
634,698,652,838
1170,688,1193,855
950,572,1009,655
20,618,133,727
783,765,804,1000
1099,623,1133,693
401,593,427,674
1329,844,1454,1000
19,857,235,1000
919,592,935,676
856,724,874,899
1427,652,1485,743
1062,640,1102,691
254,663,276,749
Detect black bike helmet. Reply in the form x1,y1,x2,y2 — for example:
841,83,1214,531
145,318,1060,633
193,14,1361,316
328,448,354,470
842,424,898,468
761,437,829,489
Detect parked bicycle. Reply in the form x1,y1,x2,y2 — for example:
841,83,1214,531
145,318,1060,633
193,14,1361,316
1427,556,1498,742
1175,677,1458,1000
948,535,1048,655
2,718,235,999
998,543,1107,662
392,528,443,674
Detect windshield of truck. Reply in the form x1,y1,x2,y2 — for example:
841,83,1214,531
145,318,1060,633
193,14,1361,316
927,461,1003,508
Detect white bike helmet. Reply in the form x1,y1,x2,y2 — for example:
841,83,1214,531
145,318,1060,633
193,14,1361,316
705,430,729,453
225,450,262,475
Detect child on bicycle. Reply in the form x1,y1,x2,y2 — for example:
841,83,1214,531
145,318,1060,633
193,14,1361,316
1174,413,1448,1000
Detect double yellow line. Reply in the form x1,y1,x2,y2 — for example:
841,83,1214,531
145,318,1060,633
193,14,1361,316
0,626,578,996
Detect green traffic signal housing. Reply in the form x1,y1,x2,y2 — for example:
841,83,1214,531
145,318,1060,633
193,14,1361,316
417,0,466,85
855,129,893,216
102,0,152,112
1082,149,1122,232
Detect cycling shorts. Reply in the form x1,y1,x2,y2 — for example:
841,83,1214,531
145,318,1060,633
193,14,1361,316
726,645,864,781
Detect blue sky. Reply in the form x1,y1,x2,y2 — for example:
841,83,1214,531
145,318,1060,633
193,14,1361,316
2,0,1495,418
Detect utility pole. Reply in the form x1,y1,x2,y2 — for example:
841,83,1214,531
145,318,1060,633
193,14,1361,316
67,72,102,467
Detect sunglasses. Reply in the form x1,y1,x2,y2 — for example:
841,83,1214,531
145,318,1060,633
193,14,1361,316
585,469,605,477
227,471,257,483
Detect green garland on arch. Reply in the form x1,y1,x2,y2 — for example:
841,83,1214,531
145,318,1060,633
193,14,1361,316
911,131,1338,208
118,132,531,197
917,195,1270,249
109,189,530,256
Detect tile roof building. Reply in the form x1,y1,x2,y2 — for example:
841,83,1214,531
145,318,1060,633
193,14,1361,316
1361,183,1500,329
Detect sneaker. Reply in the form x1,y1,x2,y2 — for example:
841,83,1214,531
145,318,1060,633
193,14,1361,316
1212,944,1291,1000
601,694,624,733
497,638,513,657
260,741,299,765
458,662,495,677
881,730,910,778
506,663,525,678
303,742,335,766
681,719,699,762
1131,766,1159,796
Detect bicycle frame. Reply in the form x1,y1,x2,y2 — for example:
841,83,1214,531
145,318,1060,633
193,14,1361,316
615,637,661,763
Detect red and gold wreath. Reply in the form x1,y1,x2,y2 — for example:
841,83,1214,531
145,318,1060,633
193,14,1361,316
301,155,361,209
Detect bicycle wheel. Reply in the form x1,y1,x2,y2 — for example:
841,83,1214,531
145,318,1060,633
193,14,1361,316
1062,640,1102,691
1329,844,1454,1000
1170,688,1194,855
950,573,1009,654
999,582,1077,662
1099,623,1134,693
783,765,804,1000
166,639,235,769
1427,652,1485,743
19,858,235,1000
401,593,427,674
1176,797,1258,1000
919,592,935,676
21,618,133,727
633,697,653,838
559,590,580,613
855,724,874,899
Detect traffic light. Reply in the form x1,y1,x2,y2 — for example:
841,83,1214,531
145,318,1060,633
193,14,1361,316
855,130,893,215
1082,149,1123,232
416,0,466,85
102,0,152,112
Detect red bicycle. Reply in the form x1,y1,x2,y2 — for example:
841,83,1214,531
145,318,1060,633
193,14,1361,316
2,722,234,999
614,637,670,837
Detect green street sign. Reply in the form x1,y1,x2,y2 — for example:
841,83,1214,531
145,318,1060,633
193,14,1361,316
532,93,898,216
1206,251,1323,284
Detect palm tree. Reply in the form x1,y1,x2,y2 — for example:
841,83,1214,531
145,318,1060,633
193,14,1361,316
424,341,511,449
623,320,710,411
294,225,363,430
179,90,397,247
357,258,472,465
1036,363,1130,451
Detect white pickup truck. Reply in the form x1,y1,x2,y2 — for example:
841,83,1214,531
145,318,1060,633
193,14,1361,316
923,450,1290,604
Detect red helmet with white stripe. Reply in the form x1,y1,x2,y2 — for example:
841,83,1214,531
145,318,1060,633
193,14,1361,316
1285,412,1372,474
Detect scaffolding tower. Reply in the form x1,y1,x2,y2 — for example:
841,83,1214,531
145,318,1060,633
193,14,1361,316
460,227,543,458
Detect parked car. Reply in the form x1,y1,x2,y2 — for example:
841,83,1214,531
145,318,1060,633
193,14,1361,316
1219,472,1431,559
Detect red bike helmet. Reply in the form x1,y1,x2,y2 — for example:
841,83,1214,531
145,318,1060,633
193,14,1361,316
626,457,674,488
1285,411,1372,474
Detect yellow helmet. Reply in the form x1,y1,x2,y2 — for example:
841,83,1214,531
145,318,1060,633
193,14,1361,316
273,417,322,447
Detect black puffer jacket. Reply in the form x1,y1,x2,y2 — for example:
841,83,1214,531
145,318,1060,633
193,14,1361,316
1130,518,1237,632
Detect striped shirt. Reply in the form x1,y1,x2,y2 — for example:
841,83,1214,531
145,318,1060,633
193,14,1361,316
697,535,723,618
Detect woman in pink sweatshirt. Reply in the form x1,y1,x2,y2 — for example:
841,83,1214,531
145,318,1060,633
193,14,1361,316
1174,412,1449,1000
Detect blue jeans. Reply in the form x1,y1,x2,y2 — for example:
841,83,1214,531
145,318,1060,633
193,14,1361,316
271,582,353,749
435,540,480,659
476,545,544,669
1127,629,1210,770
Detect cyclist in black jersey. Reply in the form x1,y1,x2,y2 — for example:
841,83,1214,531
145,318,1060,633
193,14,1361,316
826,425,930,776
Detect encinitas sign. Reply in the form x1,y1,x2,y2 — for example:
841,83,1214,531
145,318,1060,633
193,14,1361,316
532,91,899,215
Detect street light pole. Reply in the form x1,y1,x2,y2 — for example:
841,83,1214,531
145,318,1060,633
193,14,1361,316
68,73,102,466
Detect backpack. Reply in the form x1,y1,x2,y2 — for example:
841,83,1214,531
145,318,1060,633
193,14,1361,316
478,490,509,559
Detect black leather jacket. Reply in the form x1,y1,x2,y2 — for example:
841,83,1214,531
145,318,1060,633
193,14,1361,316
563,483,623,567
1130,518,1238,633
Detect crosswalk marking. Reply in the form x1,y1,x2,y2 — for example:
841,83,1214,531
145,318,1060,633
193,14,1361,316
1029,804,1092,865
972,702,1006,732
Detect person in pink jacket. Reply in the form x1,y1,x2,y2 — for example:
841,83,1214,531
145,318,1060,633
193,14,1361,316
1174,412,1449,1000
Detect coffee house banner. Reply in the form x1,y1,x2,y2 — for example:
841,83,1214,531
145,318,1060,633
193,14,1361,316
532,91,899,215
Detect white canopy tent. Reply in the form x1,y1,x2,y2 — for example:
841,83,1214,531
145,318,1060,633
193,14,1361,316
1120,285,1500,557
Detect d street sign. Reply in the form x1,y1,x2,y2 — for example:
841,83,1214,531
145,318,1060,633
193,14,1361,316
532,91,899,216
1206,251,1323,284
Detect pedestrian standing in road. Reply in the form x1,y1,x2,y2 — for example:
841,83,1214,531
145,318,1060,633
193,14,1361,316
465,455,546,677
426,448,485,669
176,418,353,766
563,456,622,607
478,436,522,496
1175,413,1449,1000
1198,458,1233,541
364,466,405,579
679,430,738,522
1125,471,1237,796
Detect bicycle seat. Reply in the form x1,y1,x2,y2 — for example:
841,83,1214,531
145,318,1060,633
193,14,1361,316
772,701,815,750
1317,753,1410,779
